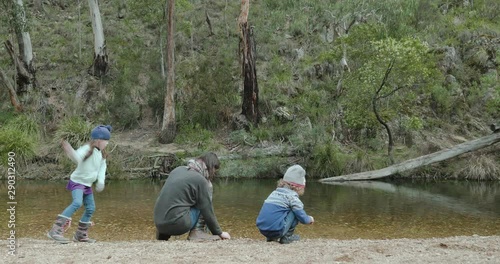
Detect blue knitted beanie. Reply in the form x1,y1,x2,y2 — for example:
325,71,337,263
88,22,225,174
90,125,112,140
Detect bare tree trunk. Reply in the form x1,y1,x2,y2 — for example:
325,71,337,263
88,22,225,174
88,0,109,77
11,0,36,101
239,0,260,127
159,0,176,144
319,132,500,182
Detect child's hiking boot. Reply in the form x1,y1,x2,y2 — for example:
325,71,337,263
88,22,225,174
279,234,300,244
47,215,72,244
73,221,96,243
266,237,279,242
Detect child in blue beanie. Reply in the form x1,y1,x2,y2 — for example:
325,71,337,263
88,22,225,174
256,165,315,244
47,125,112,244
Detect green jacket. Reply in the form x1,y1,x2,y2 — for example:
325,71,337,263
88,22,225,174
153,166,222,236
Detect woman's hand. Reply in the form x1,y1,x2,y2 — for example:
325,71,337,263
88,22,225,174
219,232,231,240
309,216,315,224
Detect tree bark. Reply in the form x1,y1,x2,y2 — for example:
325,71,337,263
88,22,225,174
159,0,176,144
239,0,260,127
373,60,395,164
319,132,500,182
88,0,109,77
10,0,36,100
205,10,214,36
0,67,23,112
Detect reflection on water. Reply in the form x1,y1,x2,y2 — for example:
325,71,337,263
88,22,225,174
1,179,499,241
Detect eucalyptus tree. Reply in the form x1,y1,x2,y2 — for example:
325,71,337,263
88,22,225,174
159,0,176,143
344,34,435,163
87,0,108,77
2,0,35,107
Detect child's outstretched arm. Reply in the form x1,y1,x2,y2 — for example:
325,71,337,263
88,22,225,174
290,197,314,224
61,140,80,164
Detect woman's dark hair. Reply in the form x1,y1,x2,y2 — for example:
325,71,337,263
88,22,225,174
198,152,220,181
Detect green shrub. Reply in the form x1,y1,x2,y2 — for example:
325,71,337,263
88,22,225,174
0,127,37,166
229,129,257,146
308,144,348,178
174,124,223,152
7,114,40,139
0,114,40,166
219,157,286,178
54,116,93,147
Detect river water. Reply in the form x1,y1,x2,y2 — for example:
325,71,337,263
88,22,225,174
1,179,499,241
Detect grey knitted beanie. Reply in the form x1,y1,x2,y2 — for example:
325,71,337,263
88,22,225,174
283,165,306,187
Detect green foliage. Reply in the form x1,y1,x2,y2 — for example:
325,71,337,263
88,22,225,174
174,124,223,152
54,116,92,148
128,0,193,26
343,37,434,134
309,144,348,178
0,110,17,125
428,85,454,117
403,116,424,131
219,157,286,178
1,0,499,181
467,72,500,117
176,44,240,130
0,114,40,165
0,127,37,166
7,114,40,139
229,129,257,147
106,63,141,129
146,75,165,120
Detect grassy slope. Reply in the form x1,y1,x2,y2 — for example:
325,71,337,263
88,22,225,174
0,0,498,179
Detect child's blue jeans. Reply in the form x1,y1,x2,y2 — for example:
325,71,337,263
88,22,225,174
260,211,299,239
61,189,95,222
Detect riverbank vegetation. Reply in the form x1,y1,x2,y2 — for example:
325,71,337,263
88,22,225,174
0,0,499,180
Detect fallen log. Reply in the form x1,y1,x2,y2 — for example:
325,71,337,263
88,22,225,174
319,132,500,182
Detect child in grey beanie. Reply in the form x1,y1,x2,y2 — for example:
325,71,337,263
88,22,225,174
256,165,315,244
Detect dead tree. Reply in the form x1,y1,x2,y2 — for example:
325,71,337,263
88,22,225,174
238,0,260,127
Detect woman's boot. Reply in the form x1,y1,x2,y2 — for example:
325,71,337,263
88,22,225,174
47,215,72,244
187,182,220,241
187,215,221,241
73,221,96,243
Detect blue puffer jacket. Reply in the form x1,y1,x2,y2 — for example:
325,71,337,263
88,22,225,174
256,187,312,232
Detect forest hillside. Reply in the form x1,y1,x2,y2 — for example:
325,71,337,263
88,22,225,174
0,0,499,180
